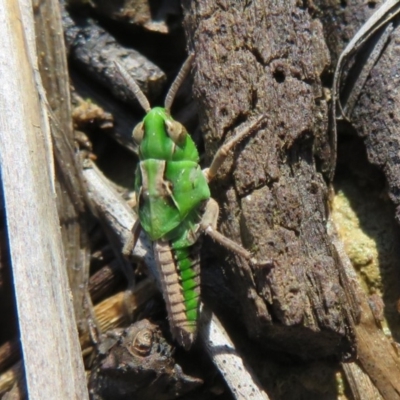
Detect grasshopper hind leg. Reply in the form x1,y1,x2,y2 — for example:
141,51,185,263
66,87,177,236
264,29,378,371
200,198,253,260
200,198,271,267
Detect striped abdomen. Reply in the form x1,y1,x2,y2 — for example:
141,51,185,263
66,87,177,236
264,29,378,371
153,239,201,349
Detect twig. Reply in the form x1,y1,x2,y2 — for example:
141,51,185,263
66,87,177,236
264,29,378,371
199,306,270,400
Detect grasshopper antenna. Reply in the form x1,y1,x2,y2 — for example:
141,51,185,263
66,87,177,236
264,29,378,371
164,53,194,113
114,61,151,113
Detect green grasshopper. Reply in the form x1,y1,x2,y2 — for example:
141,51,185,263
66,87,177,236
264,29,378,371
117,55,264,349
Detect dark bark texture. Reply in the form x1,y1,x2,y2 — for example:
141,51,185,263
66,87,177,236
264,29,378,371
182,1,358,359
316,1,400,228
315,0,385,66
350,20,400,224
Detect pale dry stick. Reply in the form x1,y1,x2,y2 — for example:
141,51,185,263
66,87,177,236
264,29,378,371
199,306,270,400
0,1,88,398
82,161,270,399
20,0,55,188
330,0,400,181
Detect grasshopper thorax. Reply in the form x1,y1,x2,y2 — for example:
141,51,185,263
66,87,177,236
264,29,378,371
133,107,199,163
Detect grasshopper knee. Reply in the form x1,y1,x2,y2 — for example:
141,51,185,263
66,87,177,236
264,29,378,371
200,198,219,231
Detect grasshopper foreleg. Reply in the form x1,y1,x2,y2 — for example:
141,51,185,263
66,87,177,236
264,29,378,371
122,218,142,258
121,218,142,318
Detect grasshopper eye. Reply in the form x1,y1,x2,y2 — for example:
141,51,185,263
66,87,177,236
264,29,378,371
132,122,144,144
165,119,187,145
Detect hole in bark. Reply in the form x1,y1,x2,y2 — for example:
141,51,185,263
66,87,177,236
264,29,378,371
298,0,307,10
251,88,258,109
389,112,394,119
273,69,285,83
220,108,228,117
340,0,347,7
320,67,333,88
367,1,377,8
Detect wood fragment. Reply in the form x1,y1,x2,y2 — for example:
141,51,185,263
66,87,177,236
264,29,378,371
0,277,158,393
342,23,393,117
61,2,166,106
182,0,357,359
311,0,400,398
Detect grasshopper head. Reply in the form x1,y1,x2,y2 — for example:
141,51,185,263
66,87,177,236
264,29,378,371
133,107,199,162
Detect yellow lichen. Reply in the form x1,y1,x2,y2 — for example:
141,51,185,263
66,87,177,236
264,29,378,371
331,188,381,294
331,179,400,339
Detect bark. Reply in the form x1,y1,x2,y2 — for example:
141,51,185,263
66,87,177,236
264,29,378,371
182,0,358,359
348,11,400,225
316,1,400,398
315,0,385,66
